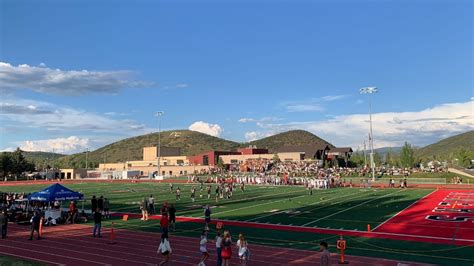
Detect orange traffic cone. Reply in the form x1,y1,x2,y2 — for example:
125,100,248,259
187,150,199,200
108,222,117,245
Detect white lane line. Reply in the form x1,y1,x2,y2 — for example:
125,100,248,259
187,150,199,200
0,250,65,266
0,244,106,265
373,189,439,231
302,189,405,226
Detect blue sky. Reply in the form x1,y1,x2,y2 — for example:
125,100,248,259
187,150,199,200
1,0,473,153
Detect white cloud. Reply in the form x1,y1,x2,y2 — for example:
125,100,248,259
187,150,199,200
0,98,147,133
238,117,281,123
244,131,276,141
0,61,152,95
282,94,347,113
19,136,90,154
256,100,474,148
175,83,189,88
286,104,325,112
244,131,260,141
188,121,223,137
239,118,256,123
321,95,347,101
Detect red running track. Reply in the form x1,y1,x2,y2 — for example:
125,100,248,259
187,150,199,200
0,223,433,266
374,189,474,244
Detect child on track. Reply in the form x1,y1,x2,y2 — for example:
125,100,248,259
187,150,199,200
158,233,172,266
199,230,209,266
237,233,249,265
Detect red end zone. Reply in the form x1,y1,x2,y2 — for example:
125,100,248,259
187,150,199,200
374,189,474,245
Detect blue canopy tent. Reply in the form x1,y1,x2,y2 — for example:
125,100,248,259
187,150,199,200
28,183,84,202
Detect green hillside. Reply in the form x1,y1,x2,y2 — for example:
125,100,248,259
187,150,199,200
247,130,334,152
55,130,240,168
24,151,66,165
416,130,474,162
54,130,332,168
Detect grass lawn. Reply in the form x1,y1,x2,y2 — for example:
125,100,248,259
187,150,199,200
2,182,474,265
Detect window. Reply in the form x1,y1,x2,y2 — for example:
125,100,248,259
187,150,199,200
203,155,209,166
231,159,238,164
177,160,184,165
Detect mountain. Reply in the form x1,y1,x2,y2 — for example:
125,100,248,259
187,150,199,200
247,130,334,152
416,130,474,161
55,130,240,168
374,147,402,157
54,130,333,168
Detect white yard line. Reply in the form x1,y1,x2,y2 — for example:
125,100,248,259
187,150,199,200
246,188,365,222
372,189,439,231
302,189,405,226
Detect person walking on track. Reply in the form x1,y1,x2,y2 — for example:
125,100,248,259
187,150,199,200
158,233,172,266
29,210,41,240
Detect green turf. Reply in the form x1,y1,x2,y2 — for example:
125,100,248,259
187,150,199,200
2,183,431,230
0,255,45,266
2,182,474,265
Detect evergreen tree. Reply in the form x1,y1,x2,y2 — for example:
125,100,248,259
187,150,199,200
400,142,415,167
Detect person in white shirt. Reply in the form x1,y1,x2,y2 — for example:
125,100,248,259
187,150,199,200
199,230,209,266
215,231,223,266
236,233,249,265
158,233,171,266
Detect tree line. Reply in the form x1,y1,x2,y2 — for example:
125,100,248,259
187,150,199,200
349,142,473,168
0,148,35,178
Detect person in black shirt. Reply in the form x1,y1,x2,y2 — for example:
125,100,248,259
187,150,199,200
98,196,104,212
91,195,97,213
204,205,211,231
29,211,41,240
93,208,102,237
0,209,7,239
169,204,176,231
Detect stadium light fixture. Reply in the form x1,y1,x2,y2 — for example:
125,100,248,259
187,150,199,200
359,87,378,181
155,111,165,179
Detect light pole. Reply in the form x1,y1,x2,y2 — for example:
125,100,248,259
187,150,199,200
360,87,378,181
85,148,89,170
155,111,165,178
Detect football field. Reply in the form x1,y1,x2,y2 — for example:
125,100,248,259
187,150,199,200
2,181,474,265
2,182,430,230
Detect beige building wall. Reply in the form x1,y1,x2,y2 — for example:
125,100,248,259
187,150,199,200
128,165,211,177
143,147,158,161
220,152,304,164
99,163,126,171
161,156,189,166
60,168,87,179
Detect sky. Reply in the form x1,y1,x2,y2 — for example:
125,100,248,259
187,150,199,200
0,0,473,154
